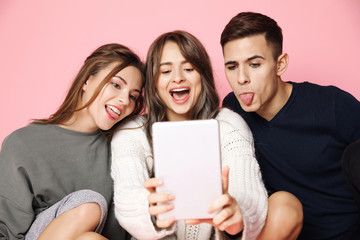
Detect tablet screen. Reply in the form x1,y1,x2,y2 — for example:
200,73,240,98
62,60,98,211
152,119,222,220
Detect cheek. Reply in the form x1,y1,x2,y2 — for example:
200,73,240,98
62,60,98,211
225,72,236,84
93,84,110,102
192,88,201,103
193,77,202,99
156,79,167,96
156,76,168,89
227,77,238,91
89,92,103,111
129,101,137,112
156,83,169,102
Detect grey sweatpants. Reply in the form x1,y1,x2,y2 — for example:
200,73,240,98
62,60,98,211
25,189,108,240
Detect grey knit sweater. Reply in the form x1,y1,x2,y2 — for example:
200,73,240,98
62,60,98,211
0,124,127,240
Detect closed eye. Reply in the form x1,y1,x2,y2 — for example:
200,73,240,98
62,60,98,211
250,63,260,68
184,68,194,72
227,65,238,70
130,95,137,101
111,82,120,89
161,70,171,74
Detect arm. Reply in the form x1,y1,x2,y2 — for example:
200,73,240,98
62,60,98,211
335,88,360,142
110,116,175,240
217,108,268,240
0,133,35,240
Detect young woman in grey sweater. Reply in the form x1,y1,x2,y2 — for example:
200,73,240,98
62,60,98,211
0,43,145,240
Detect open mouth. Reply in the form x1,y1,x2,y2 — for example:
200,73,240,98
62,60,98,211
106,105,121,120
170,87,190,101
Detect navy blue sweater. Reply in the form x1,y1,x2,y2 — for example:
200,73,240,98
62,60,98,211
223,82,360,239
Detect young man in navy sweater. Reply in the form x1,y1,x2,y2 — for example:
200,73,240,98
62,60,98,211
221,12,360,239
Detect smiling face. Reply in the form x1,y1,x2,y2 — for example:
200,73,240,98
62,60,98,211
156,41,202,121
223,34,290,121
79,62,142,131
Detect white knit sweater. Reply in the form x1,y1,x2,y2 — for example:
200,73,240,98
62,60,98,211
111,108,268,240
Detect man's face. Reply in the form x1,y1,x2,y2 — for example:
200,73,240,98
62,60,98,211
223,34,286,120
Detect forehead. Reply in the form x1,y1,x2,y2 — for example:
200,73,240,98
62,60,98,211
116,65,142,89
160,41,185,62
223,34,273,61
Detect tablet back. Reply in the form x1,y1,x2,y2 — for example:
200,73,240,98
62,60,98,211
152,119,222,220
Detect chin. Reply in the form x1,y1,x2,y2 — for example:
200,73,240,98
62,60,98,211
174,109,191,116
99,124,114,131
240,104,258,113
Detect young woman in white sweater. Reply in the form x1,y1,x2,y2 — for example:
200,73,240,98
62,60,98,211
111,31,301,239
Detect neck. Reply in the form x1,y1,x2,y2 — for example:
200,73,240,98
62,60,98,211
257,81,293,121
166,111,191,122
59,110,98,133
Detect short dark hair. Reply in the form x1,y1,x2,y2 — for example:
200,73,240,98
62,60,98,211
221,12,283,59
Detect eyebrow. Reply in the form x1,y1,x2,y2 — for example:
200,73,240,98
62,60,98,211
224,55,265,66
247,55,265,61
159,60,189,66
224,60,237,66
114,76,141,93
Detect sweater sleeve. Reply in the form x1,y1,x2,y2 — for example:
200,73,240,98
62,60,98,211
0,134,35,240
217,108,268,240
110,116,176,240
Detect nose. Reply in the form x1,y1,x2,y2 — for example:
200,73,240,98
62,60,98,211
237,66,250,85
172,68,184,83
118,91,130,106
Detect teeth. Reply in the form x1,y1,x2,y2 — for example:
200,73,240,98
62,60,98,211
107,105,120,115
171,88,189,92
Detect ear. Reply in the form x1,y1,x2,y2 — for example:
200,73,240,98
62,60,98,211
276,53,289,76
82,75,93,91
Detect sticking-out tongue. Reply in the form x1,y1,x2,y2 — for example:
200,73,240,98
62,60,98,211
239,93,254,106
106,106,120,119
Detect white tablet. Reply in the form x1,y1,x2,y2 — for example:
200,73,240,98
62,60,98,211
152,119,222,220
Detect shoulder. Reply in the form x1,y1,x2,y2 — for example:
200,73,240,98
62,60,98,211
118,115,147,129
111,115,147,144
295,81,345,97
222,92,247,117
0,124,49,167
217,108,250,131
222,92,239,108
294,81,358,105
222,91,237,103
1,124,45,148
216,108,253,141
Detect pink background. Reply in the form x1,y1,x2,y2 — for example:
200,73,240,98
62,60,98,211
1,0,360,146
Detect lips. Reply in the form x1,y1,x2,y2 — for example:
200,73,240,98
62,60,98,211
105,104,122,120
238,92,254,106
170,87,190,104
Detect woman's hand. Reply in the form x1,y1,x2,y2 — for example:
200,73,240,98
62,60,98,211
185,166,244,235
144,178,176,228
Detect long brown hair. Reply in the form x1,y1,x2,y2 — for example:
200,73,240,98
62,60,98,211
144,30,219,146
34,43,145,138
